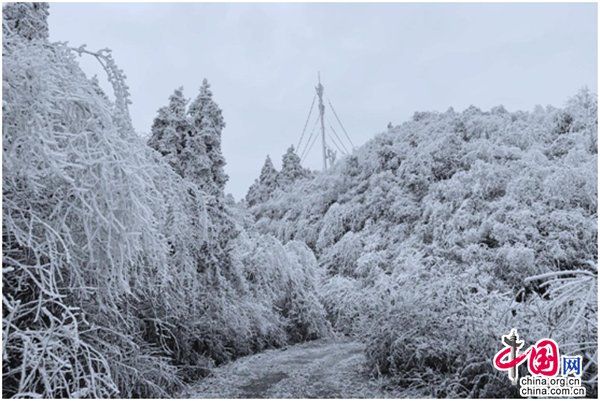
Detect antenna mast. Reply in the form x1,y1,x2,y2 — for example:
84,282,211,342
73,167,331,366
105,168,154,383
297,73,353,169
316,72,327,171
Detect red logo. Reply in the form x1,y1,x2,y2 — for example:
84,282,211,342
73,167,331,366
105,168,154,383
493,329,560,383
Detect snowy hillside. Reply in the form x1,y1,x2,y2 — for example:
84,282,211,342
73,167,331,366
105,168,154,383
246,93,598,397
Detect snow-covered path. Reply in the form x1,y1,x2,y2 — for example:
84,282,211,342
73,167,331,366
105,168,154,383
181,338,400,398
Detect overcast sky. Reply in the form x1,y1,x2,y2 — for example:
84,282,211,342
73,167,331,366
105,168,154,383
48,2,597,200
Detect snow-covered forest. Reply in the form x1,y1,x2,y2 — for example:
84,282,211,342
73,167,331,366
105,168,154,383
2,2,598,399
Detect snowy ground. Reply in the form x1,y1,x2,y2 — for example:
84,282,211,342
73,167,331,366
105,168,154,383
181,338,415,398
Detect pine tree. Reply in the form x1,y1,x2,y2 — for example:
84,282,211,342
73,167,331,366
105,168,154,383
246,155,279,206
187,79,228,195
148,87,189,176
3,2,49,41
280,145,309,186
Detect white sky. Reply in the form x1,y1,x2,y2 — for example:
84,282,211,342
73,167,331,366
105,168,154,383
48,2,597,200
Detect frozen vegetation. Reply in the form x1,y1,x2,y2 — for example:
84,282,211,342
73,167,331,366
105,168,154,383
246,91,598,397
3,3,330,398
2,2,598,399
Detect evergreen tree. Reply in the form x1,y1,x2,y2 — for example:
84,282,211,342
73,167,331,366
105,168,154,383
148,81,228,197
187,78,228,195
280,145,309,186
246,155,279,206
259,155,279,187
3,2,49,41
148,87,189,176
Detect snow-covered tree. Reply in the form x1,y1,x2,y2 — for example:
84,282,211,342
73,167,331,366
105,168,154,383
148,87,189,175
186,78,228,195
148,80,228,196
246,155,280,206
565,87,598,153
279,145,310,186
2,2,49,41
246,147,312,208
259,155,278,187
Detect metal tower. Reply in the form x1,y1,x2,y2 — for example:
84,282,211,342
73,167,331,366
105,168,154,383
296,73,354,171
316,73,327,171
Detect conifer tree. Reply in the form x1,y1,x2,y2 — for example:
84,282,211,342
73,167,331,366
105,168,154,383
246,155,279,206
279,145,310,186
148,87,189,176
259,155,279,188
187,78,228,195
